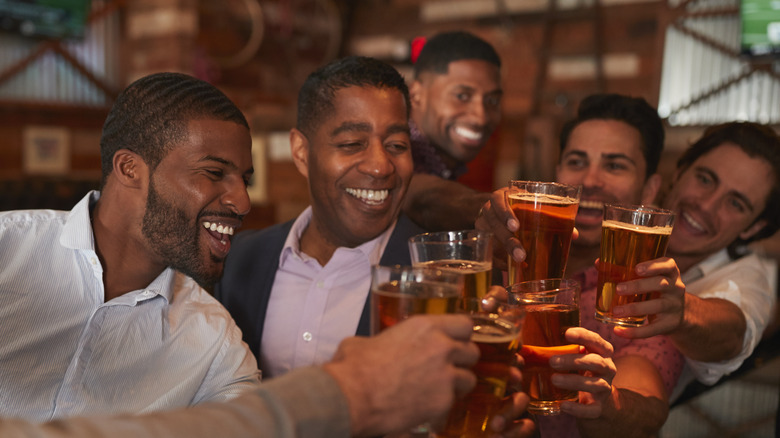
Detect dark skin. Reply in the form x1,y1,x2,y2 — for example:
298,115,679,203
93,119,253,301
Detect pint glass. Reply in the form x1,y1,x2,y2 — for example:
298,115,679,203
409,230,493,304
595,204,675,327
506,181,581,284
370,265,463,334
437,300,522,437
508,278,580,415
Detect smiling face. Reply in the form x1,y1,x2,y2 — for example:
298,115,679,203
411,59,502,165
556,119,660,248
141,119,253,288
663,142,772,264
291,85,413,258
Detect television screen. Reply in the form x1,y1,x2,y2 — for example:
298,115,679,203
0,0,91,40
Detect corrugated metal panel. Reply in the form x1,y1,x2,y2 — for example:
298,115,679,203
0,0,120,107
658,0,780,126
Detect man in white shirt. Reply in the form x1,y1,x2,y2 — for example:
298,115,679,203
608,122,779,398
0,72,260,420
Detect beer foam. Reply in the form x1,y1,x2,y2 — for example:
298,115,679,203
472,331,518,344
602,219,673,234
508,192,579,205
416,259,492,273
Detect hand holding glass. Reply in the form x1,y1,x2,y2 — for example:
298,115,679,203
595,204,675,327
508,278,580,415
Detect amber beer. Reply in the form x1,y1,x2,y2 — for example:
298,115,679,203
508,278,580,415
409,230,493,305
595,205,675,327
519,304,580,414
438,314,520,438
372,280,461,332
507,191,579,284
415,259,491,302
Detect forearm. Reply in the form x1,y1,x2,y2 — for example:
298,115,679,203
0,367,350,438
403,173,490,231
670,294,746,362
577,388,668,438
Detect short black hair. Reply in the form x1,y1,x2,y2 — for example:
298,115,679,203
677,122,780,247
413,31,501,78
296,56,410,137
99,72,248,186
559,93,665,177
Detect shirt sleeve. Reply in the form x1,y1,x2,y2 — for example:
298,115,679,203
684,254,777,384
613,335,685,397
0,367,351,438
192,313,263,404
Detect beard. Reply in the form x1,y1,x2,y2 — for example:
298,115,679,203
141,180,219,289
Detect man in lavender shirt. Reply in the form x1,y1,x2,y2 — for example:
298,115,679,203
215,56,424,378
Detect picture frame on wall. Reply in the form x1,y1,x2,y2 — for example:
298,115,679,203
23,126,70,175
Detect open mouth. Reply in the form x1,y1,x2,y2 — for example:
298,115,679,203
202,220,236,257
346,188,389,206
680,211,706,234
454,125,483,142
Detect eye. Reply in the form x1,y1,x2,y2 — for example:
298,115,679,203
455,92,471,102
605,161,629,172
562,156,587,169
695,171,713,186
386,141,410,154
206,169,224,179
484,94,501,109
727,197,747,213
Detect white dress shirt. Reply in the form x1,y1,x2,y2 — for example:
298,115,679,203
0,192,260,421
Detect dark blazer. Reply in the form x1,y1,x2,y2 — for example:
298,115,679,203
215,214,426,361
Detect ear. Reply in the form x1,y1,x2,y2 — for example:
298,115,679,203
641,173,663,205
112,149,148,189
739,218,768,241
290,128,310,179
409,80,424,108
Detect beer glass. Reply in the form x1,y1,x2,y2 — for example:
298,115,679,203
437,299,523,438
409,230,493,305
370,265,464,334
505,181,581,285
508,278,580,415
595,204,675,327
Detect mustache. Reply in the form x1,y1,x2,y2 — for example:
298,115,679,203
199,210,245,222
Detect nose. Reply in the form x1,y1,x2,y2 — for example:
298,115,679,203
467,98,487,125
581,166,603,189
221,178,251,217
358,141,394,178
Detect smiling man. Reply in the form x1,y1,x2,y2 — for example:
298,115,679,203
0,72,260,421
612,122,780,399
216,56,425,378
401,31,504,231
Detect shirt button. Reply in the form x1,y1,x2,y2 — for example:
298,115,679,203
316,281,325,288
90,257,98,265
302,332,313,342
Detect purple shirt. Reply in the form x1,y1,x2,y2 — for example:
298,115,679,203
259,207,395,378
537,267,684,437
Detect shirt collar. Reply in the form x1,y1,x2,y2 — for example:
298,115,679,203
681,248,731,284
60,190,100,251
60,190,175,305
280,206,397,267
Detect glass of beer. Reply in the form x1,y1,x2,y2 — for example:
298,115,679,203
595,204,675,327
507,278,580,415
437,299,523,438
370,265,464,335
409,230,493,306
505,181,581,285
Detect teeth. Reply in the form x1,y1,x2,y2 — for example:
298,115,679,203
683,212,705,232
454,126,482,141
346,188,389,204
203,222,235,236
579,200,604,210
